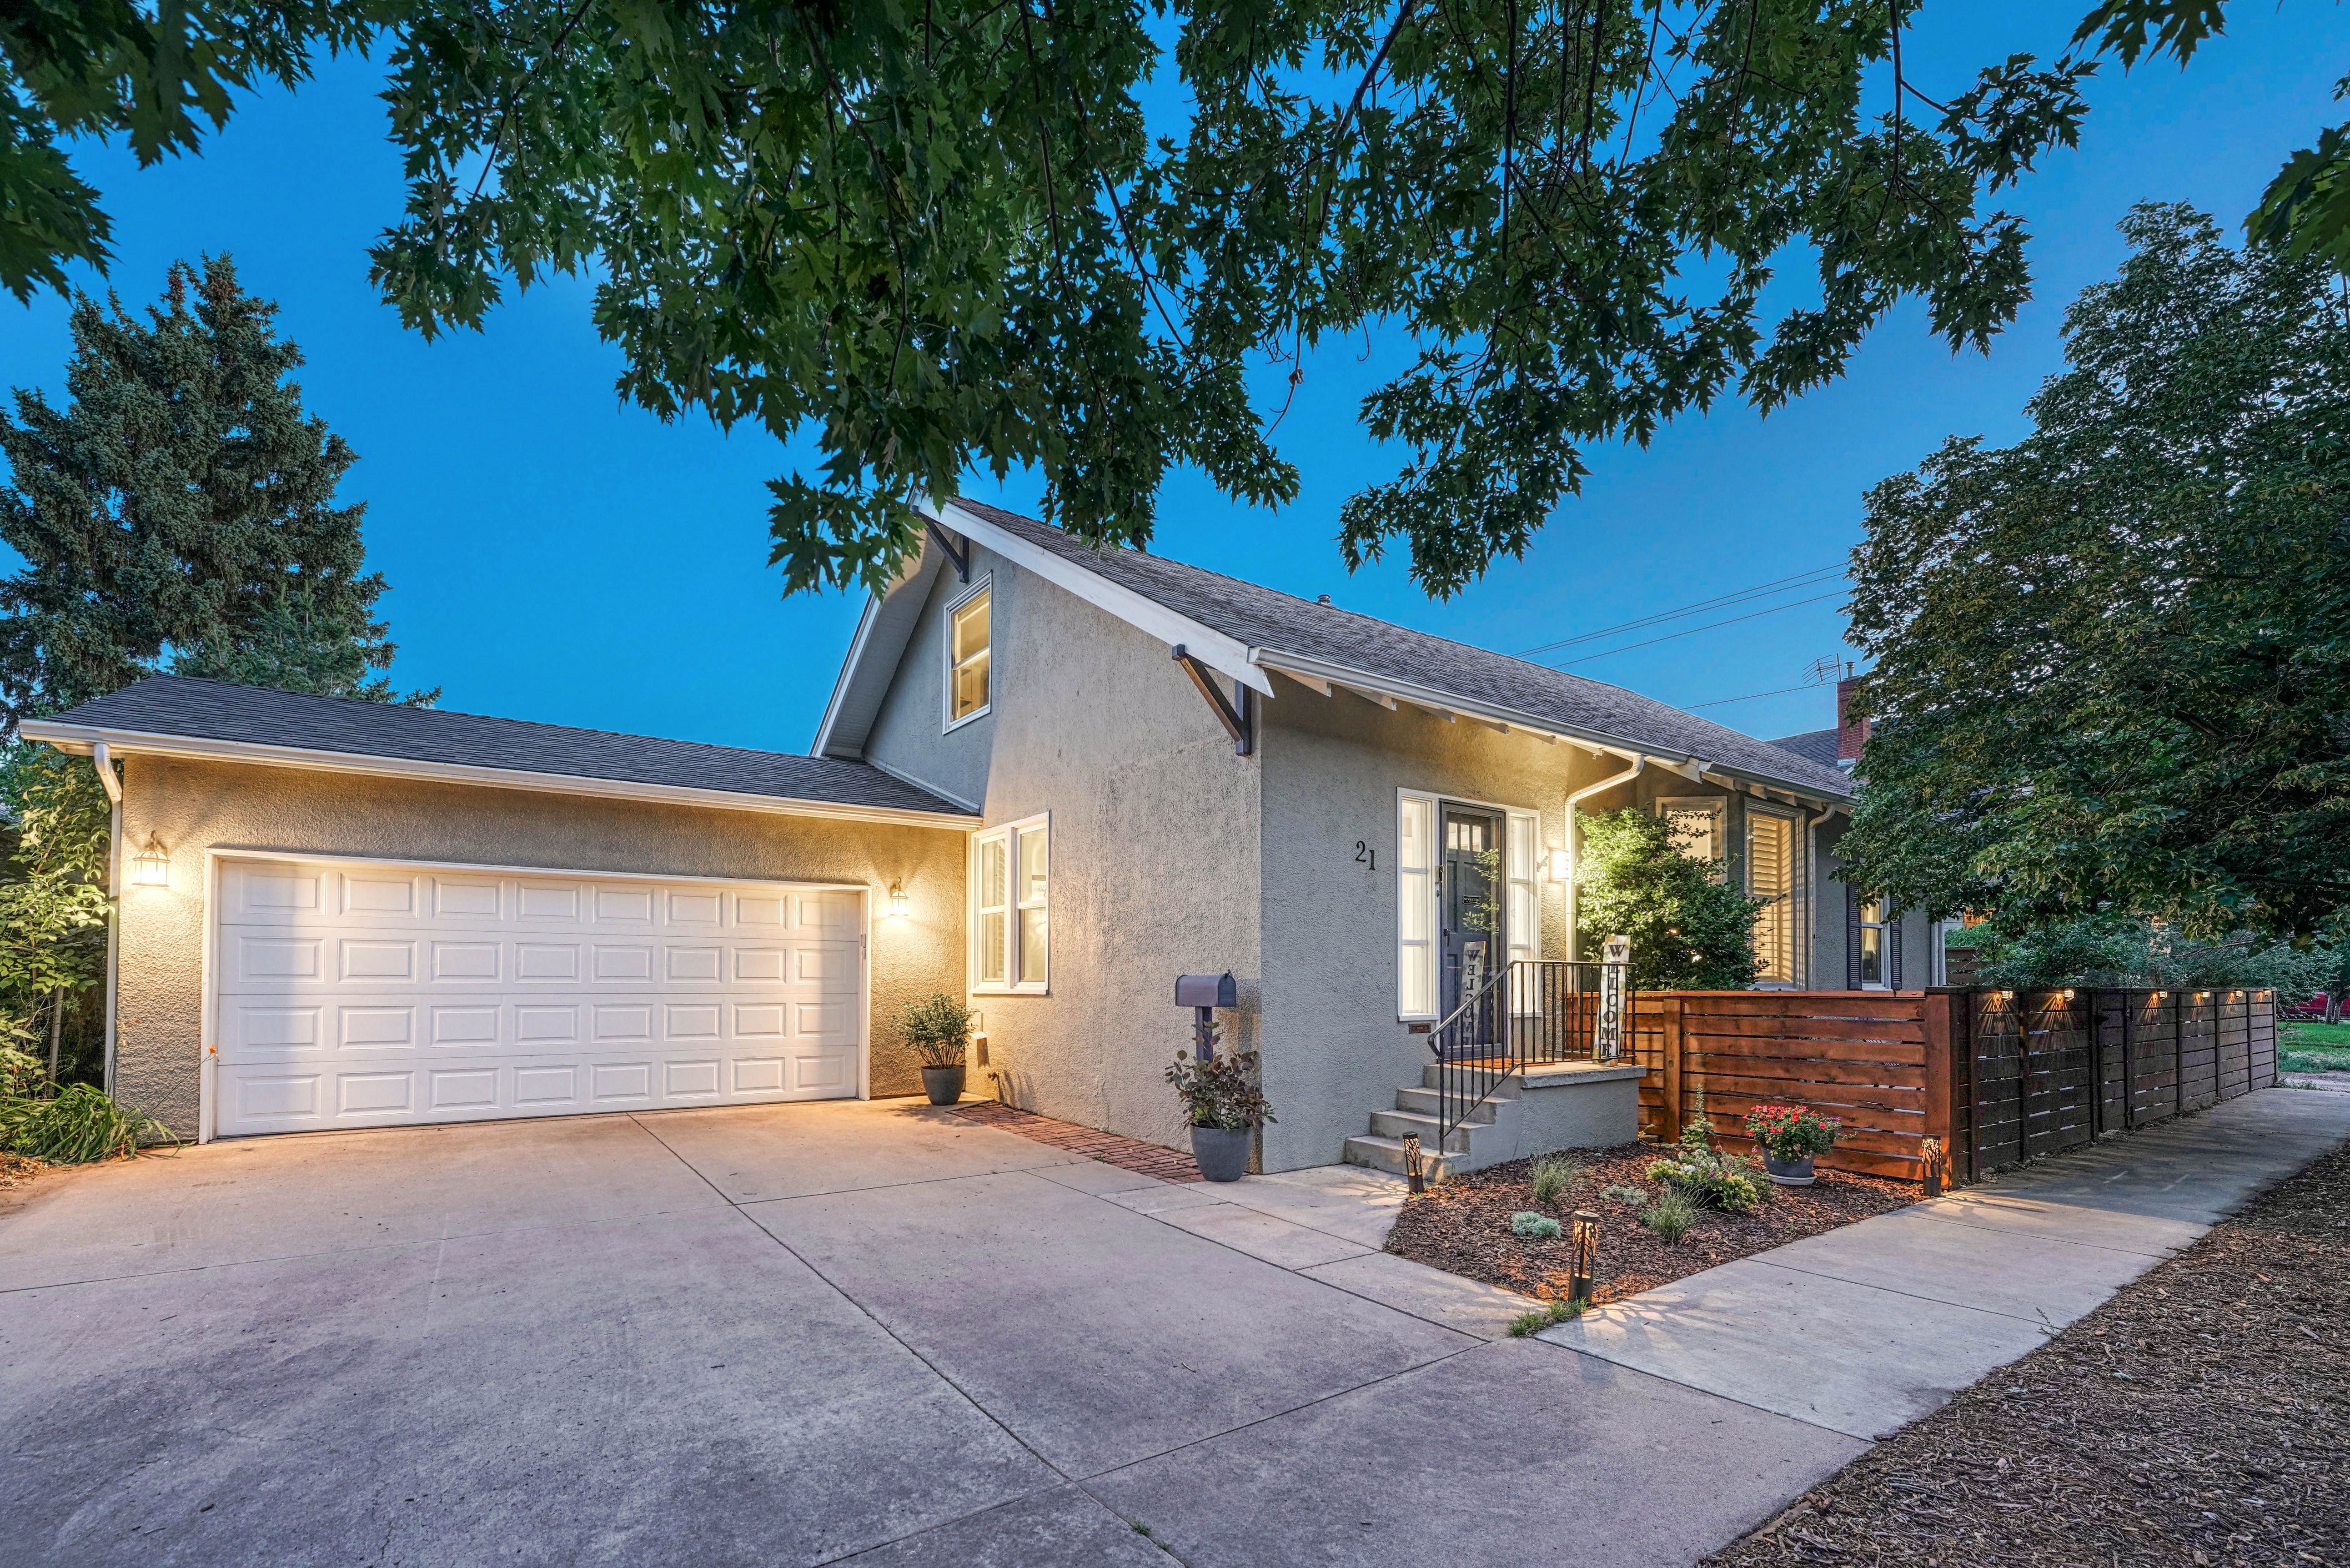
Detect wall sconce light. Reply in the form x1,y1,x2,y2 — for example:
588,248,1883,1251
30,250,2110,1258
1567,1211,1599,1305
887,881,909,919
131,834,168,888
1401,1132,1426,1195
1548,849,1572,880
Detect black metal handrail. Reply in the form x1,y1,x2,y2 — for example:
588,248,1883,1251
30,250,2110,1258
1432,959,1633,1150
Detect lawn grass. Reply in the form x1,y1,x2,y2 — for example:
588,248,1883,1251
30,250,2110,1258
2281,1019,2350,1074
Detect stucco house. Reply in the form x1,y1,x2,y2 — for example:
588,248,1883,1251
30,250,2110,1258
22,498,1932,1171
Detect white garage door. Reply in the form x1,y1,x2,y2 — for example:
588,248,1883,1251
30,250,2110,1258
209,855,865,1138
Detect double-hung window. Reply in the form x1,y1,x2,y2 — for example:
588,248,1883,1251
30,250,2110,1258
1853,896,1893,989
945,579,992,729
974,813,1048,993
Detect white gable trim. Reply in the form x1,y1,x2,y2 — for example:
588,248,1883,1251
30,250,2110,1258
928,499,1273,696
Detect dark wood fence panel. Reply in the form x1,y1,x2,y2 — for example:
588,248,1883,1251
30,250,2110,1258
1635,987,2280,1186
1633,992,1948,1181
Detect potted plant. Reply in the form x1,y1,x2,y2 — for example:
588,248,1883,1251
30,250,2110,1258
897,993,975,1105
1165,1047,1275,1182
1743,1102,1841,1186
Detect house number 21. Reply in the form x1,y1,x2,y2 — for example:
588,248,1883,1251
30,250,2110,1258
1355,840,1377,870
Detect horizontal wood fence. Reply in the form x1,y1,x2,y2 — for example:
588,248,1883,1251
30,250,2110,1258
1634,987,2276,1184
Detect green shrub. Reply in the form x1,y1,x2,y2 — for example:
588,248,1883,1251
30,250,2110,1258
1529,1154,1583,1206
1599,1182,1649,1208
893,993,974,1069
1644,1146,1765,1213
1574,808,1768,990
1640,1189,1699,1242
1510,1211,1562,1239
0,1081,175,1163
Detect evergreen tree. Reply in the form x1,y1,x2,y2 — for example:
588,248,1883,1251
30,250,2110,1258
0,253,418,724
1576,808,1766,992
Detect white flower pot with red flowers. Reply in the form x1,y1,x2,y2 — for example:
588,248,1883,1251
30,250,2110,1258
1744,1103,1841,1186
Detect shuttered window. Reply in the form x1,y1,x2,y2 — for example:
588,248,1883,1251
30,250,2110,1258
1397,792,1436,1020
1747,808,1798,985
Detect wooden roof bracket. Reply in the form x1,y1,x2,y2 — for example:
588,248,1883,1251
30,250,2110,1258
926,519,972,583
1173,645,1255,756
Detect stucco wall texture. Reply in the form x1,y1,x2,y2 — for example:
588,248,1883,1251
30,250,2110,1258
113,755,969,1136
861,541,1265,1157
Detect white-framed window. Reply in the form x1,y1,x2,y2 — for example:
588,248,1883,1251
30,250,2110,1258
1504,809,1539,1015
944,577,992,730
1746,805,1799,986
1855,896,1891,989
1397,791,1436,1020
973,811,1047,993
1655,797,1725,861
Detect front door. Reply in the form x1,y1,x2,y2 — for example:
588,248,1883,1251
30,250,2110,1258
1438,805,1503,1020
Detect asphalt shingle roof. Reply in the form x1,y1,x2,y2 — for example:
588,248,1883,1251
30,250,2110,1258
952,499,1853,798
40,676,969,816
1767,727,1847,772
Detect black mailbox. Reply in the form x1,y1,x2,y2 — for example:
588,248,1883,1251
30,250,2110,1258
1176,972,1236,1060
1175,973,1237,1009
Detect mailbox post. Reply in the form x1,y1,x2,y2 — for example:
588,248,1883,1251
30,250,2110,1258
1175,972,1238,1060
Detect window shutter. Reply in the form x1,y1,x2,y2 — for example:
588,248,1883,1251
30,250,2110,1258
1505,810,1539,1014
1397,792,1436,1019
1845,884,1862,991
1887,910,1904,990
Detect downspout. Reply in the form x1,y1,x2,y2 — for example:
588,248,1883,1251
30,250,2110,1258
91,743,123,1096
1564,756,1645,961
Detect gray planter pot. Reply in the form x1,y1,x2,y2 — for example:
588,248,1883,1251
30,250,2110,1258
1190,1124,1253,1183
920,1064,966,1106
1762,1151,1817,1186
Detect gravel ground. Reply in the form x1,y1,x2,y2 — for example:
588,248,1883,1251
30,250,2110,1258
1383,1143,1918,1303
1707,1140,2350,1568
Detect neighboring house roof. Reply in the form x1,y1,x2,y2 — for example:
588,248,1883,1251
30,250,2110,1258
819,498,1854,804
24,676,975,828
1767,727,1846,772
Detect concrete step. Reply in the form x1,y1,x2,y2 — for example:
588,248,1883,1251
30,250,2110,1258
1420,1061,1527,1096
1392,1085,1501,1122
1343,1133,1463,1180
1368,1108,1480,1153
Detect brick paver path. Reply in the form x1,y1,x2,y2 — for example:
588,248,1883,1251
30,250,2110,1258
953,1100,1204,1183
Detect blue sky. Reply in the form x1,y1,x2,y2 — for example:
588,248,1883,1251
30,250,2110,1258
2,5,2339,753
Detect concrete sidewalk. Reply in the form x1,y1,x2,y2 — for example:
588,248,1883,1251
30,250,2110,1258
1541,1086,2350,1439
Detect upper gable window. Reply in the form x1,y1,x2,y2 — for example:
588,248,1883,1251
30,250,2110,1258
945,579,992,729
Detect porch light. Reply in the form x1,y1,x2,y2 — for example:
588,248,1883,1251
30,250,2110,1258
1548,849,1571,880
131,834,168,888
1402,1132,1426,1195
1567,1211,1599,1305
887,880,909,919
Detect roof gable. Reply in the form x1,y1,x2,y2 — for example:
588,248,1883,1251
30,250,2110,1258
896,498,1852,801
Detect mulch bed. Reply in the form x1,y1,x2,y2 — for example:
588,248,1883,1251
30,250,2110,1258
951,1100,1204,1183
0,1152,44,1190
1385,1143,1918,1303
1707,1140,2350,1568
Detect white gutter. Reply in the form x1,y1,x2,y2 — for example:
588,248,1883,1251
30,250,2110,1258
1564,755,1646,962
92,744,122,1096
22,722,982,831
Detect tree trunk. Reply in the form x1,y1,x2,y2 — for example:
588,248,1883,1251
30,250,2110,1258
2328,989,2343,1026
46,989,63,1079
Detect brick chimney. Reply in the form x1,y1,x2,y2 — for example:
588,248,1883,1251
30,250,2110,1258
1836,676,1871,763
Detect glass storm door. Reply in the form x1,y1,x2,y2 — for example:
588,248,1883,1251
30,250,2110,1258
1438,806,1503,1019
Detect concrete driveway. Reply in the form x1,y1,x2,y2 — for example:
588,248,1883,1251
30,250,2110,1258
0,1100,1857,1568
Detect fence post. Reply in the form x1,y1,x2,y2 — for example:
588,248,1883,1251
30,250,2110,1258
2173,988,2186,1117
1660,994,1685,1144
1957,988,1979,1183
1922,990,1955,1186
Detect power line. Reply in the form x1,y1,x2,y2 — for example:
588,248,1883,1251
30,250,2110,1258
1684,681,1829,710
1545,590,1848,667
1515,562,1846,658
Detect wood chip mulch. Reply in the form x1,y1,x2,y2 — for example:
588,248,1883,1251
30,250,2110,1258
1706,1139,2350,1568
1384,1142,1918,1304
0,1152,44,1190
950,1100,1205,1183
